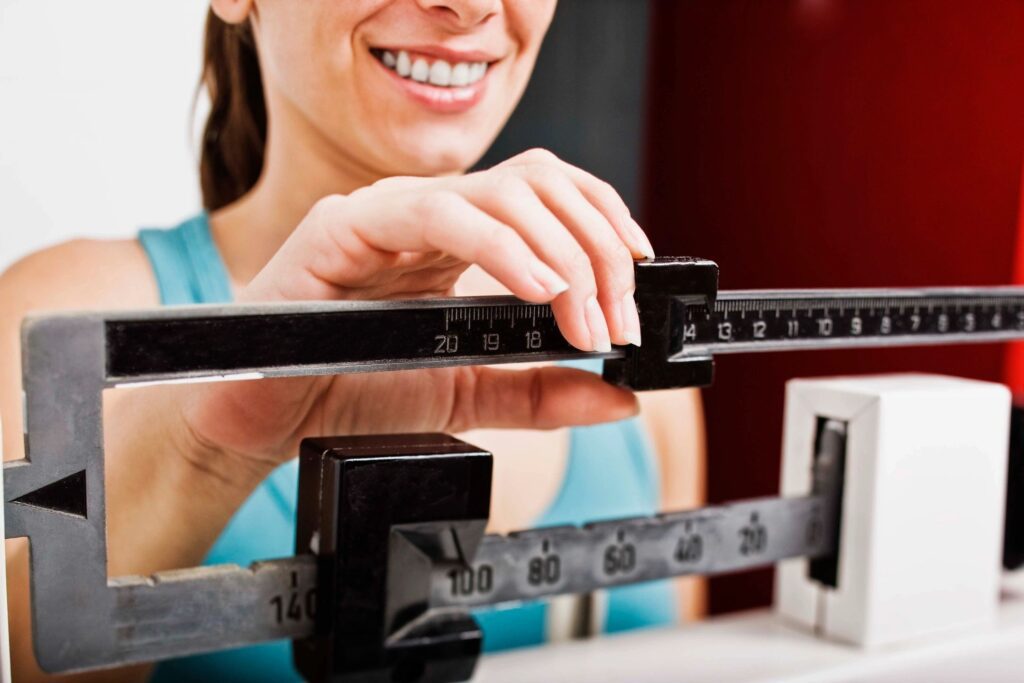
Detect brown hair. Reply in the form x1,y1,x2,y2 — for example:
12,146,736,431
199,10,267,211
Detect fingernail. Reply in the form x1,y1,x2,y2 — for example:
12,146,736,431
621,290,642,347
630,218,656,260
585,296,612,352
529,259,570,297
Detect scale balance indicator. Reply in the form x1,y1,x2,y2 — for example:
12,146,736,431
5,257,1024,681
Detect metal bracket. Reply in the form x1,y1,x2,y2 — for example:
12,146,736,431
5,315,313,672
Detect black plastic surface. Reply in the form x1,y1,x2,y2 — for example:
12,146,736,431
1004,404,1024,570
293,434,492,683
11,469,88,518
106,306,574,378
602,257,719,390
808,418,847,588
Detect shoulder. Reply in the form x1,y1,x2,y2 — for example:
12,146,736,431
0,237,159,460
0,237,159,316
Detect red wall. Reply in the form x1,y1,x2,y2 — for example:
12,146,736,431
644,0,1024,614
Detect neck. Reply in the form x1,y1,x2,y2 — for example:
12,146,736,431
208,97,388,289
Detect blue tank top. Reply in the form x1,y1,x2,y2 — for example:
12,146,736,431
142,214,676,682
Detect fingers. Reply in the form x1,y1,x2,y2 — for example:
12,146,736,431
461,175,607,351
448,366,639,432
500,148,656,260
471,152,644,348
509,165,641,348
252,148,654,355
332,192,569,304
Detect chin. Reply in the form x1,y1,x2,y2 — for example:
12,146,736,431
386,137,491,177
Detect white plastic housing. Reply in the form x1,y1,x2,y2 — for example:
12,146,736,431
775,374,1010,648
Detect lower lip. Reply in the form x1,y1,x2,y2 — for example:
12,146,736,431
373,56,490,114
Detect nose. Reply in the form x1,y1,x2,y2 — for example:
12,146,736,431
415,0,500,29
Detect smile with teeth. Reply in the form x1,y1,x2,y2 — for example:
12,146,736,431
371,49,490,88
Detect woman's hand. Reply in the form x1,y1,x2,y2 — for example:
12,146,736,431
182,149,656,477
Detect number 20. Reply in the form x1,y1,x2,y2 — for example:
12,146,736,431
434,334,458,354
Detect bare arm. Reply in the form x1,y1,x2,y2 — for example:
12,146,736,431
640,388,708,621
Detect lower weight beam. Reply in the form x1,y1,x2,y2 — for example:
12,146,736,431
430,494,834,610
298,430,845,683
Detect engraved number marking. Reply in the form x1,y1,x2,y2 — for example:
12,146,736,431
434,334,459,354
270,572,316,625
448,564,494,598
739,512,768,556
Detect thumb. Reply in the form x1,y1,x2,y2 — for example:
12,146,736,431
449,366,639,432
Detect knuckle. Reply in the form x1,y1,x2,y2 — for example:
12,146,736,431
595,178,621,200
603,243,636,290
582,210,630,254
522,162,565,187
416,190,462,223
492,171,532,198
602,184,631,216
562,247,596,287
605,240,634,268
489,226,525,255
518,147,559,165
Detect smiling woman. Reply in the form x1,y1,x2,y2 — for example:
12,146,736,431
0,2,704,682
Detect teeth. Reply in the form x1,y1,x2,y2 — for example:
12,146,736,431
429,60,452,87
451,62,470,87
396,50,411,77
377,49,489,88
411,58,429,83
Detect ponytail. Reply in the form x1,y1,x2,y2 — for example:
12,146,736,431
198,10,267,211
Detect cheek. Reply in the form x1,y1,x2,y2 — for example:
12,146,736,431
496,1,556,108
508,0,558,52
256,1,370,114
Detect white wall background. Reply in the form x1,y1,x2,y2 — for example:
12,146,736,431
0,1,209,272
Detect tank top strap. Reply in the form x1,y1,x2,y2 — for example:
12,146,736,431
138,213,233,305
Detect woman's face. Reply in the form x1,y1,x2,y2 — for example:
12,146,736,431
245,0,557,178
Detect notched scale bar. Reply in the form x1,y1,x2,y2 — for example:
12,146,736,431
104,298,595,383
439,303,560,354
100,286,1024,385
680,290,1024,355
430,494,834,610
105,557,317,663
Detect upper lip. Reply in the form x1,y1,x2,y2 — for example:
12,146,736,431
372,44,503,64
